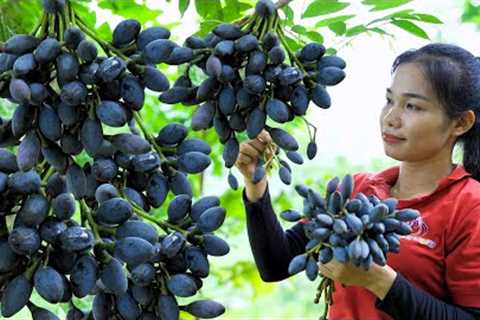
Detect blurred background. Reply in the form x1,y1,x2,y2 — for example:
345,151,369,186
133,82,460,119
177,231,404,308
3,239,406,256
1,0,480,318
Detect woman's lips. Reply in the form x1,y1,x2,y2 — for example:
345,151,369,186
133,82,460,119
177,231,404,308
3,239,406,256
382,133,406,144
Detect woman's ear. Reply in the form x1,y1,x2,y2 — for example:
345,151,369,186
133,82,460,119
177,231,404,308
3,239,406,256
452,110,476,137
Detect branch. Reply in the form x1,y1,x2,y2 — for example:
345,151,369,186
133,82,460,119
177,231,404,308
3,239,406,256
275,0,294,9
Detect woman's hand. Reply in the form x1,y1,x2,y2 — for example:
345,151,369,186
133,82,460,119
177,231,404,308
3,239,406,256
235,129,272,181
318,259,398,300
235,130,274,202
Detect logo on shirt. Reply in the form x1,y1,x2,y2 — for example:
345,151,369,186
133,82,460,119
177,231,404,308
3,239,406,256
401,216,437,249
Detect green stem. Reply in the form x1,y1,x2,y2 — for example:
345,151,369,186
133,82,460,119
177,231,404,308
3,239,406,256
80,199,102,240
276,27,312,85
75,14,132,62
131,204,188,237
305,241,332,255
58,13,64,41
31,12,46,36
25,256,42,281
48,13,55,37
0,70,12,81
133,112,167,161
63,0,71,27
251,15,262,35
184,53,207,77
275,0,294,9
41,165,55,184
75,17,112,56
239,14,256,32
259,16,269,41
42,245,52,267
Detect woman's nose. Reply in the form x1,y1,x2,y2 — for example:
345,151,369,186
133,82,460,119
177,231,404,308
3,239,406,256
382,104,402,129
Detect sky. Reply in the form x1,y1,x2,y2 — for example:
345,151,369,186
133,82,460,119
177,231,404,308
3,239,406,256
93,0,480,166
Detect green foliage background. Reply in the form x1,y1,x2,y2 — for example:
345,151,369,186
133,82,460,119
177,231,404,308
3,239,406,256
0,0,454,318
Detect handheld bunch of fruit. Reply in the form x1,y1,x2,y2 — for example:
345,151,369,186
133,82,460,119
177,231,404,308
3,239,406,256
280,174,420,319
0,0,231,318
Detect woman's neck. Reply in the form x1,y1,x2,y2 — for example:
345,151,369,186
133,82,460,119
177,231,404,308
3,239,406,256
391,156,455,200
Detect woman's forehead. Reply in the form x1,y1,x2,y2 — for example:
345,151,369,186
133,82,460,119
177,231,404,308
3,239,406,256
389,63,435,99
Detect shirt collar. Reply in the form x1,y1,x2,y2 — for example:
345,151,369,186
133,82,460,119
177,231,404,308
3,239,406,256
364,164,471,207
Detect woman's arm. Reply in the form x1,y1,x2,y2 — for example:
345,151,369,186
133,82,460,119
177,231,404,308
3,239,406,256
242,184,308,282
376,272,480,320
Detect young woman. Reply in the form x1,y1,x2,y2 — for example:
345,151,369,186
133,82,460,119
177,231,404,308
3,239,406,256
235,43,480,319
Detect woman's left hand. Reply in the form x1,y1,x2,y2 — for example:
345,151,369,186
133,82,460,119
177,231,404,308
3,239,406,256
318,259,398,300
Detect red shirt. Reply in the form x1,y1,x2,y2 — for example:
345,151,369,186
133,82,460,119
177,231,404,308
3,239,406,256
328,164,480,320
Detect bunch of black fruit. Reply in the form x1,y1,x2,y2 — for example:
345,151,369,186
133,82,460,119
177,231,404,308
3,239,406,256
151,0,347,189
279,174,419,319
0,1,228,319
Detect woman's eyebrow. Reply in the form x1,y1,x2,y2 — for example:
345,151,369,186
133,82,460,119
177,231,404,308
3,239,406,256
386,88,430,101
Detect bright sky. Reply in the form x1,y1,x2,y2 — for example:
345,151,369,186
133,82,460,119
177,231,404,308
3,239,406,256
94,0,480,165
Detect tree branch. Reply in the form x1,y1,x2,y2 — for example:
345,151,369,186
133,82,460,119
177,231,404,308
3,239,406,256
275,0,294,9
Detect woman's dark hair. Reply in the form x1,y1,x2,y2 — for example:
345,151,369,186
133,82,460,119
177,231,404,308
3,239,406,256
391,43,480,181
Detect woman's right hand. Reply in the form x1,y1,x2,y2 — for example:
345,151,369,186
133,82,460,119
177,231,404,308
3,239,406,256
235,130,272,202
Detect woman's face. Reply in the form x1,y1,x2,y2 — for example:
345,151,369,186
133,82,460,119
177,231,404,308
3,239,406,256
379,62,456,162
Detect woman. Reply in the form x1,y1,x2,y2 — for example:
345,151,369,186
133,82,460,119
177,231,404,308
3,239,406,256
235,43,480,320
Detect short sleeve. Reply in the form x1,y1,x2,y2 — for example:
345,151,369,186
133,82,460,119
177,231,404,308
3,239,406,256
445,205,480,307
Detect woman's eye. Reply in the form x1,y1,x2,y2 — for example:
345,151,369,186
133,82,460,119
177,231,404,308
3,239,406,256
406,103,420,111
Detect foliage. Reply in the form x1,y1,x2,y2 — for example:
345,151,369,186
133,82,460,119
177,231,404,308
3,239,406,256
0,0,441,318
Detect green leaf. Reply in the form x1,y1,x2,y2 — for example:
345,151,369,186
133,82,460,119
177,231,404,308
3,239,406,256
223,0,248,22
373,10,442,25
179,0,190,17
361,0,413,11
306,31,324,43
98,0,162,24
195,0,223,20
283,35,302,52
461,2,480,23
72,1,96,28
328,21,346,35
197,20,222,37
282,5,294,26
315,14,355,27
369,27,394,37
326,47,337,55
291,25,308,35
302,0,350,19
414,13,442,24
391,19,429,39
345,25,367,37
366,9,413,26
96,22,112,41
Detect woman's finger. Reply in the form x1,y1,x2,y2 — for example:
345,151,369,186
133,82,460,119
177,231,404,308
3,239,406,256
248,139,267,154
236,152,253,165
258,130,272,144
240,143,261,159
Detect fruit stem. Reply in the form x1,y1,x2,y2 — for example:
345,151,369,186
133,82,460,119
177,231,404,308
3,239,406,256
74,13,134,65
258,16,269,41
130,201,188,237
185,53,207,77
57,13,64,41
276,27,308,74
251,15,262,35
24,255,42,281
239,14,256,31
132,111,167,161
63,0,71,26
31,12,46,37
275,0,294,9
48,13,56,37
41,164,55,184
80,199,102,241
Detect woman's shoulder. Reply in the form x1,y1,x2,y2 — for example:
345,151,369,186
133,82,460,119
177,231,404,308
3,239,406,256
453,176,480,209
